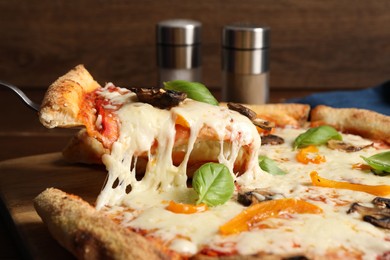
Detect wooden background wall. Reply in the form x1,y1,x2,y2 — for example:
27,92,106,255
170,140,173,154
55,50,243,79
1,0,390,99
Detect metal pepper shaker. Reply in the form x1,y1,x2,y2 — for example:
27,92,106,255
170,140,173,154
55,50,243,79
156,19,202,86
222,24,270,104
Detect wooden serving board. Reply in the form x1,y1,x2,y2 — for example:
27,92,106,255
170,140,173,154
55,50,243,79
0,153,107,259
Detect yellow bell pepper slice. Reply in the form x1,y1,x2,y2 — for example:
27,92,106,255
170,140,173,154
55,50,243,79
166,200,208,214
296,145,326,164
310,171,390,196
219,198,322,235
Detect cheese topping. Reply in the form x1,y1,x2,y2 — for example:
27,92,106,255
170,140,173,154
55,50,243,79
95,87,261,208
94,85,390,259
113,127,390,259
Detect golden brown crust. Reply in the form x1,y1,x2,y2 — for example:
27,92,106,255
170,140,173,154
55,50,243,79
311,105,390,144
34,189,305,260
34,188,174,260
62,129,108,164
39,65,101,128
34,188,363,260
246,103,311,127
221,103,311,127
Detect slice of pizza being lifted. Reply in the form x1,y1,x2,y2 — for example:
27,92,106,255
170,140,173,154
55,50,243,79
38,65,269,208
35,65,390,259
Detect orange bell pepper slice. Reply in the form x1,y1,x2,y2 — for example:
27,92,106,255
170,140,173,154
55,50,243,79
296,145,326,164
175,114,190,128
310,171,390,196
166,200,208,214
219,198,322,235
257,126,275,136
352,163,372,171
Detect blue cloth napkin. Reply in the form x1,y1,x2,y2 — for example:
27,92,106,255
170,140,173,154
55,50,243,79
287,81,390,116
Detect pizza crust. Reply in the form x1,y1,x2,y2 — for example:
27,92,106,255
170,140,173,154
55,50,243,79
62,129,108,164
220,103,311,127
244,103,311,127
33,189,325,260
311,105,390,144
34,188,360,260
34,188,175,260
39,65,101,128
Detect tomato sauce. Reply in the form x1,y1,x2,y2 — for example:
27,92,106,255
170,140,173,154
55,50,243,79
79,87,121,149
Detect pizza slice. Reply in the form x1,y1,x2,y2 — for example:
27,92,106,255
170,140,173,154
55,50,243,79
38,65,271,206
311,105,390,145
34,188,177,260
61,103,311,165
35,65,390,259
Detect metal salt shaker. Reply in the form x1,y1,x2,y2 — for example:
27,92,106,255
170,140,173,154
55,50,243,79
222,24,270,104
156,19,202,86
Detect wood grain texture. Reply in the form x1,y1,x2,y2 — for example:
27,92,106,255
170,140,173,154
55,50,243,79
0,0,389,89
0,153,106,259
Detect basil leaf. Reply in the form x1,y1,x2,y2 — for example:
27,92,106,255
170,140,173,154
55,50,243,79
259,155,287,175
164,80,219,106
361,151,390,176
293,125,342,149
192,162,234,206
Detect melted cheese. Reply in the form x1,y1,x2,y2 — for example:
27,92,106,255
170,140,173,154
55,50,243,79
95,93,261,209
94,85,390,258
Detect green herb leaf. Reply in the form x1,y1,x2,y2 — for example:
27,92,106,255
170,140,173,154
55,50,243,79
293,125,342,149
258,155,287,175
361,151,390,176
164,80,219,106
192,162,234,206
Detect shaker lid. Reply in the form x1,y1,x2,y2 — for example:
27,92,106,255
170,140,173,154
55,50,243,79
157,19,201,45
222,24,270,49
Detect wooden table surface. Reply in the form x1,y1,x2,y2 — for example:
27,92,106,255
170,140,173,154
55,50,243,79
0,87,314,259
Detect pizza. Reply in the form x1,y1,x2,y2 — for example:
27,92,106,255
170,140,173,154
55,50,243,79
34,65,390,259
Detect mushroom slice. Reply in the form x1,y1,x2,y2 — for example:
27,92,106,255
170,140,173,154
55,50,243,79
237,189,284,206
347,197,390,229
373,197,390,209
261,134,285,145
227,102,257,119
327,139,372,152
363,215,390,229
284,256,309,260
130,88,187,109
227,102,274,131
252,118,274,131
347,202,390,217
